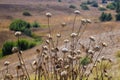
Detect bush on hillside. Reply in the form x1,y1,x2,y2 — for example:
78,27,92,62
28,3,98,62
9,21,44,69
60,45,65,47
9,19,31,31
2,41,15,56
99,12,112,21
91,1,98,7
116,13,120,21
32,21,40,28
99,7,107,11
69,5,76,9
80,4,89,10
23,11,32,16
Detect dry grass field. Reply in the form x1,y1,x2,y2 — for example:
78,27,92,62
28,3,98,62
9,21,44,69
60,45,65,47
0,0,120,80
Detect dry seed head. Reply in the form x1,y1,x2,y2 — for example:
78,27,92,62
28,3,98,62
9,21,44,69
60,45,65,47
67,55,73,59
74,10,80,14
56,33,61,38
88,49,94,54
15,31,22,37
12,47,18,53
46,12,52,17
64,39,69,43
58,57,63,62
64,65,70,69
97,59,101,63
101,56,106,61
81,19,87,23
16,64,21,70
47,34,52,39
86,19,92,23
46,40,50,44
77,50,81,54
62,47,68,53
61,71,67,76
89,36,95,41
43,46,48,50
102,42,107,47
4,61,10,66
105,72,108,77
32,60,37,66
94,45,100,51
108,58,113,63
70,32,77,38
36,49,40,53
44,55,49,60
61,22,66,27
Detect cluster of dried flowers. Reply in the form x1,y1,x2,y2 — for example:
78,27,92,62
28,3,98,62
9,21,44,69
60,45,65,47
0,10,113,80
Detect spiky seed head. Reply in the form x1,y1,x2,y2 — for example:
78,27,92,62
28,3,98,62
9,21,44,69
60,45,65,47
88,49,94,54
4,61,10,66
12,47,18,53
74,10,80,14
108,58,113,63
46,40,50,44
61,22,66,27
101,56,106,61
58,57,63,62
45,55,49,60
67,55,73,59
70,32,77,38
97,59,101,63
105,72,108,77
51,48,55,52
81,19,87,24
62,48,68,53
61,71,67,76
102,42,107,47
46,12,52,17
43,46,48,50
89,36,95,41
16,64,21,70
15,31,22,37
64,65,70,69
94,45,100,51
36,49,40,53
56,33,61,38
86,19,92,23
76,54,81,59
32,60,37,66
47,34,52,40
77,50,81,54
43,51,47,55
64,39,69,43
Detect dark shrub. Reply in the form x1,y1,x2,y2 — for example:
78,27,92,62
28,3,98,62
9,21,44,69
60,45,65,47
32,21,40,28
23,29,32,36
116,13,120,21
9,19,31,31
99,7,107,11
2,41,15,56
81,57,91,65
17,39,36,51
99,12,112,21
23,11,32,16
69,5,76,9
91,1,98,7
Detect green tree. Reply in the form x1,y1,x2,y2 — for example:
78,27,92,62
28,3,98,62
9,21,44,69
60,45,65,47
116,13,120,21
116,2,120,13
106,13,112,21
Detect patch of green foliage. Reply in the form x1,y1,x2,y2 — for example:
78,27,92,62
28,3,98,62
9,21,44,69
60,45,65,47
98,7,107,11
80,4,89,10
116,50,120,58
116,13,120,21
31,21,40,28
81,56,91,65
99,12,112,21
9,19,32,36
1,39,37,56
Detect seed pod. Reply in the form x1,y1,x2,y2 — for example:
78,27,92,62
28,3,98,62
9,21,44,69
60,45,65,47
46,12,52,17
70,33,77,38
15,31,22,37
74,10,80,14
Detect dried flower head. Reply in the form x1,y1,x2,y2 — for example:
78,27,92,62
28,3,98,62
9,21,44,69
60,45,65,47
74,10,80,14
46,39,50,44
67,55,73,60
4,61,10,66
88,49,94,54
56,33,61,38
32,60,37,66
61,71,67,76
70,32,77,38
102,42,107,47
77,50,81,54
36,49,40,53
58,57,63,62
64,65,70,69
61,22,66,27
16,64,21,70
101,56,106,60
64,39,69,43
12,47,18,53
46,12,52,17
89,36,95,41
86,19,92,23
81,19,87,24
94,45,100,51
43,46,48,50
15,31,22,37
62,48,68,53
47,34,52,40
